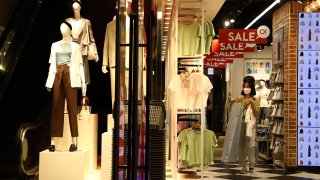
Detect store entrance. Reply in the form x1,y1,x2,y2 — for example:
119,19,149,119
205,68,226,133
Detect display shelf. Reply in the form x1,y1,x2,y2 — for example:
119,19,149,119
271,116,284,119
178,56,202,59
256,137,272,142
274,160,285,168
271,82,284,85
273,61,284,66
272,99,284,101
177,112,202,115
259,153,273,161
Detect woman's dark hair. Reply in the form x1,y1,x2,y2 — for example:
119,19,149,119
60,21,72,30
241,76,256,96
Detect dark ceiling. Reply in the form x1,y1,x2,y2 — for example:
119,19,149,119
212,0,291,34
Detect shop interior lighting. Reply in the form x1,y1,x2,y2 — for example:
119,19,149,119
245,0,281,29
298,0,302,3
0,65,4,71
230,19,235,23
224,20,230,27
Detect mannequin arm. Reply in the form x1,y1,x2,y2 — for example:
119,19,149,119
102,65,108,73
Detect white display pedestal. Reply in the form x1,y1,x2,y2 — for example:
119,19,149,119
39,149,89,180
107,114,114,132
53,113,98,173
101,132,113,180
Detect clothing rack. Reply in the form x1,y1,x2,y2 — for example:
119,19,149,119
169,0,206,179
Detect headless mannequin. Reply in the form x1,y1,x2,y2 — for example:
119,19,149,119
48,23,87,152
257,80,270,122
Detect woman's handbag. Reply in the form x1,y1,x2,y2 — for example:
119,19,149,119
79,96,91,121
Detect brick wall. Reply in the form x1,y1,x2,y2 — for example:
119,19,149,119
272,1,305,167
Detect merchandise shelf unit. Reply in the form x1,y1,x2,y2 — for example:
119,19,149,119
169,0,206,179
269,27,285,167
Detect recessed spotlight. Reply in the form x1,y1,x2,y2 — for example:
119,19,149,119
224,21,230,27
230,19,235,23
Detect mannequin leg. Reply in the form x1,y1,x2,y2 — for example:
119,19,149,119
110,68,115,108
51,66,66,137
61,65,78,152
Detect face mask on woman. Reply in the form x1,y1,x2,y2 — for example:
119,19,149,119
243,88,251,95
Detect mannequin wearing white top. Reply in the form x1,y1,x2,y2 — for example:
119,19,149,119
46,22,86,152
256,80,270,122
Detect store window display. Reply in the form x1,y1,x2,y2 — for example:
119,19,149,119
256,80,271,124
45,21,86,152
66,0,99,85
102,9,130,104
222,76,260,174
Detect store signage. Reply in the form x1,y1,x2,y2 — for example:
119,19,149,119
204,54,234,68
217,26,270,52
210,39,244,58
219,28,268,44
204,62,225,68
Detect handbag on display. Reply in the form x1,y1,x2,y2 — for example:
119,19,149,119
78,96,91,121
86,20,98,61
87,44,97,60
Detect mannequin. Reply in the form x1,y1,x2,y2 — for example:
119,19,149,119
102,13,130,105
66,0,99,85
256,80,270,122
45,21,86,152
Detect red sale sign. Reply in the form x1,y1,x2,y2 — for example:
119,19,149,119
204,62,226,68
219,29,268,44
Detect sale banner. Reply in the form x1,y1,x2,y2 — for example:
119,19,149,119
219,29,268,44
204,61,226,68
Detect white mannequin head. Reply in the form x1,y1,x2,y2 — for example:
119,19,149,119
260,80,266,87
72,1,81,13
60,22,72,37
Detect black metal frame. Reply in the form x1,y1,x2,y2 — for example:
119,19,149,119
113,0,154,179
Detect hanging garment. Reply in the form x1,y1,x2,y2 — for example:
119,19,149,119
221,102,243,163
245,105,256,137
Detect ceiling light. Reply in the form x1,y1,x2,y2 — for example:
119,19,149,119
298,0,302,3
305,6,312,13
316,0,320,6
310,1,318,10
224,21,230,27
245,0,281,29
0,65,4,70
230,19,235,23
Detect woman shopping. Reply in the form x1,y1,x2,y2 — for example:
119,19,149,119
222,76,260,174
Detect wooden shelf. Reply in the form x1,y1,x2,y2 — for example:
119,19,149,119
257,137,272,142
274,160,285,168
177,112,202,115
259,153,273,161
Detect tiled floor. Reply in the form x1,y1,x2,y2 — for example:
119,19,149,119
166,135,320,179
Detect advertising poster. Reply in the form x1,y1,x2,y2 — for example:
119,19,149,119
244,59,272,80
298,12,320,167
